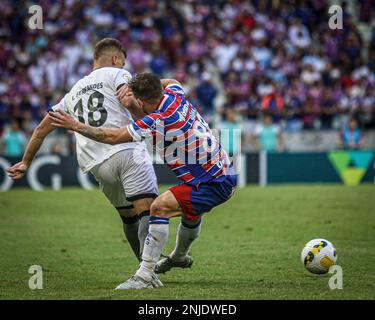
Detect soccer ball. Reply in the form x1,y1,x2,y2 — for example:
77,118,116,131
301,239,337,274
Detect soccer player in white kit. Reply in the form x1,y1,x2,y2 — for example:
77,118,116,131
7,38,162,287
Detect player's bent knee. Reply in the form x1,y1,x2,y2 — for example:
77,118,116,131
150,199,170,217
116,206,135,218
150,190,181,217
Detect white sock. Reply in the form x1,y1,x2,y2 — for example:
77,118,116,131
170,219,201,261
138,212,150,259
136,216,169,282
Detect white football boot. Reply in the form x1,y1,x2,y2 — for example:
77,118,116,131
115,273,163,290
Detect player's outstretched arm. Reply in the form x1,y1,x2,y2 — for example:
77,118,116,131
48,110,133,145
6,115,55,180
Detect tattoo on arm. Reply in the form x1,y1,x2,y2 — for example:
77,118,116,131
74,123,131,145
76,125,108,142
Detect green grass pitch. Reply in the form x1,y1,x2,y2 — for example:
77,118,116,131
0,185,374,300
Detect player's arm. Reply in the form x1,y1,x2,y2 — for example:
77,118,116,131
48,109,133,145
6,115,55,180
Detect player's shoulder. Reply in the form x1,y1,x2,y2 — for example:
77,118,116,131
133,111,163,130
165,82,185,96
90,67,132,91
143,110,163,121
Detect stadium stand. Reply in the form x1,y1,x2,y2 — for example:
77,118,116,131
0,0,374,155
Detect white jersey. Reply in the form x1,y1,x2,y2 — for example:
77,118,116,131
52,67,143,172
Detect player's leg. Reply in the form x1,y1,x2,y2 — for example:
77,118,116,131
169,218,201,261
117,205,165,289
119,147,159,260
133,190,182,283
130,198,154,260
117,175,238,289
155,184,201,273
167,185,202,263
116,205,141,262
116,190,181,289
90,159,141,262
156,176,238,274
154,218,200,274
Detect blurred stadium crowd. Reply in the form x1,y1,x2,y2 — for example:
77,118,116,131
0,0,374,156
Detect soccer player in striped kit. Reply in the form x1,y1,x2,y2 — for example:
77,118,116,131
49,72,237,289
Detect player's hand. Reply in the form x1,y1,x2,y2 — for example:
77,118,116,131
6,162,28,180
48,110,79,131
116,85,133,101
116,85,135,106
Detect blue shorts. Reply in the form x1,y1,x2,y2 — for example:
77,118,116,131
169,175,237,221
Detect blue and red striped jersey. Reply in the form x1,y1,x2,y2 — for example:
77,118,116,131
127,83,235,185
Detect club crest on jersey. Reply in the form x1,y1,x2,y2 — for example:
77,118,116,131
123,73,131,82
177,111,185,122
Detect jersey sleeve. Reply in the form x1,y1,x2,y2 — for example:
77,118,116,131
50,96,67,112
113,69,132,91
126,113,162,142
165,83,185,95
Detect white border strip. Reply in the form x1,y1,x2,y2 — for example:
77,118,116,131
259,151,267,187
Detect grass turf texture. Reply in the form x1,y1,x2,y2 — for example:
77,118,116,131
0,185,374,300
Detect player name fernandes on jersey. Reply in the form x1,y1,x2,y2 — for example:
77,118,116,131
72,82,104,101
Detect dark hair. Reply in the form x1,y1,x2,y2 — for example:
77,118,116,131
129,73,163,101
93,38,126,60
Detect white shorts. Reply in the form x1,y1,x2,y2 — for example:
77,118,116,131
90,148,158,209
